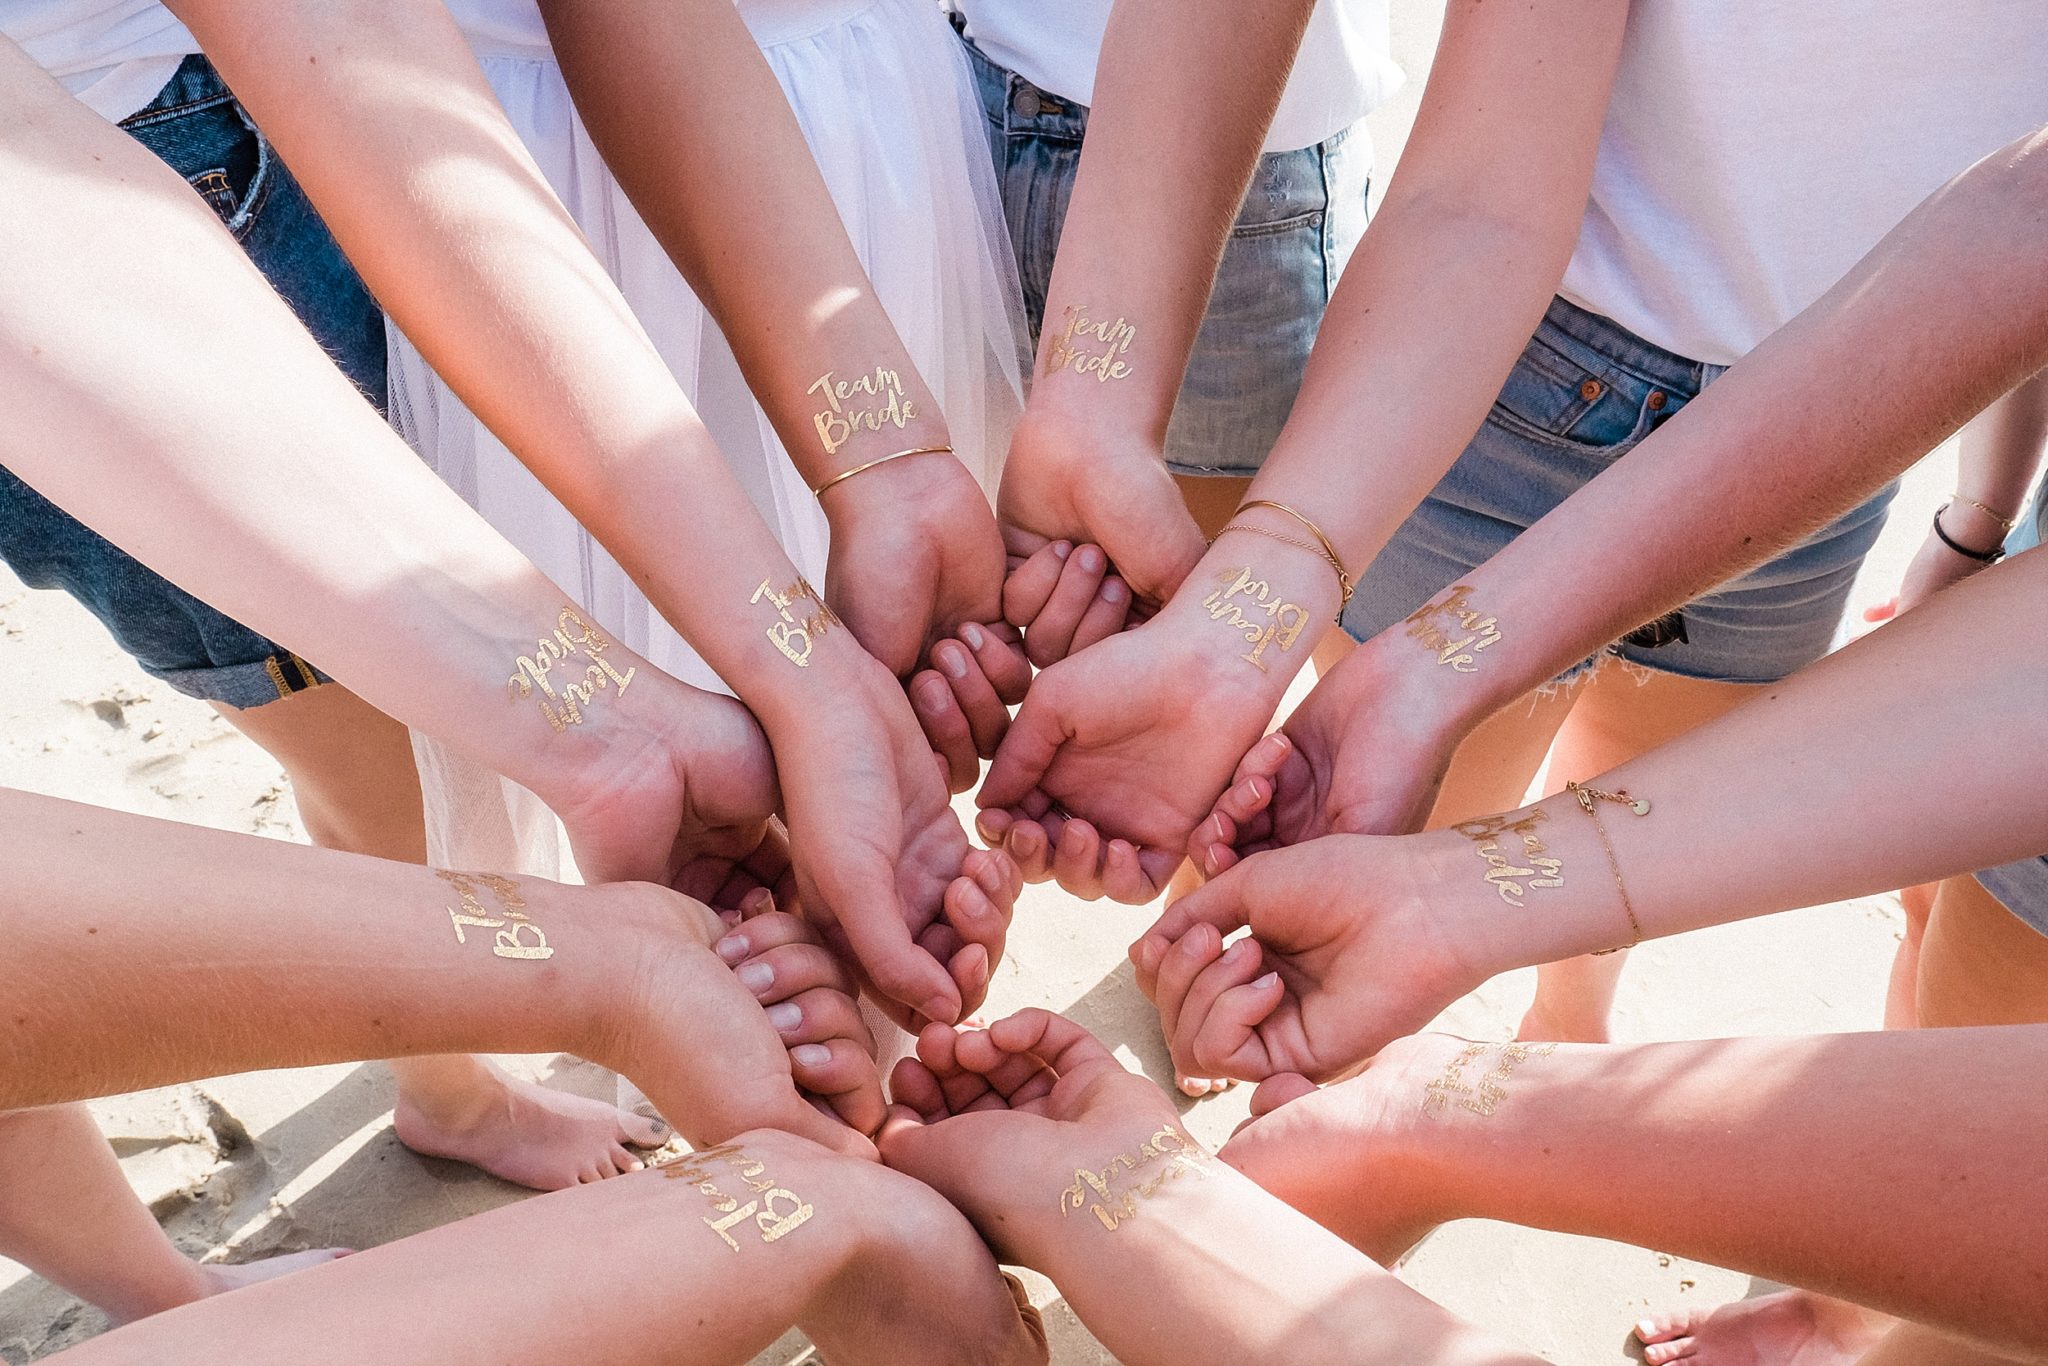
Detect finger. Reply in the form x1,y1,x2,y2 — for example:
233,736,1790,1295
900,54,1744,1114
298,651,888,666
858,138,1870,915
944,874,1009,968
1002,540,1072,629
1247,1072,1319,1118
1862,598,1899,624
1190,810,1242,880
818,863,962,1025
1001,818,1056,883
931,638,1011,758
911,667,982,793
1101,838,1161,904
1024,544,1109,667
765,986,875,1054
1151,922,1224,1053
952,1028,1059,1098
1066,575,1131,656
948,942,991,1017
1050,818,1108,900
1170,938,1267,1071
735,941,868,1008
887,1057,947,1124
966,844,1024,910
958,619,1032,705
979,695,1066,812
715,909,842,972
985,1007,1126,1087
1189,969,1287,1079
789,1038,887,1134
1129,929,1170,1002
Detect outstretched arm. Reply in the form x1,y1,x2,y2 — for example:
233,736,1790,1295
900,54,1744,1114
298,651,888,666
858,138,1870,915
1226,1027,2048,1364
54,1131,1044,1366
0,787,875,1150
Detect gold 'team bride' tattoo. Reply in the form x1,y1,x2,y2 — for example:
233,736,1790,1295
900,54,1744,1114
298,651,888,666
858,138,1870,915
1451,809,1564,907
656,1143,815,1250
1420,1041,1557,1119
1045,304,1135,383
1202,566,1312,672
1403,585,1502,672
438,869,553,962
752,576,841,668
1058,1127,1212,1232
508,607,637,733
807,366,918,457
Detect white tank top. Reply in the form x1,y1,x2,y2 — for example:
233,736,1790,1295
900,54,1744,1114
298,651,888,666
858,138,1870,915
2,0,194,120
955,0,1403,154
1558,0,2048,366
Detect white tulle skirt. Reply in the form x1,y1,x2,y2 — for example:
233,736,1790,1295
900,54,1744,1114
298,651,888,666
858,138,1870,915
391,0,1027,883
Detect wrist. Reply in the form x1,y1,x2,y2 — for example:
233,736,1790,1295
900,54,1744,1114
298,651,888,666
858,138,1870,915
816,433,971,526
569,880,721,1070
1157,539,1344,700
1351,587,1518,737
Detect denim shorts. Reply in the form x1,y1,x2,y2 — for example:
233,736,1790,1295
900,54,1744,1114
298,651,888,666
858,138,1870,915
0,56,384,708
962,35,1370,477
1340,295,1898,685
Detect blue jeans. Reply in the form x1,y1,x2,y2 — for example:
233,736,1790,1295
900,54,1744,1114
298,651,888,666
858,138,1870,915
0,56,385,708
962,35,1370,476
1341,295,1898,685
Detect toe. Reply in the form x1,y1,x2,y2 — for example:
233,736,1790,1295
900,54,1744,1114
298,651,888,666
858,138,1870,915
1635,1311,1699,1345
618,1110,670,1148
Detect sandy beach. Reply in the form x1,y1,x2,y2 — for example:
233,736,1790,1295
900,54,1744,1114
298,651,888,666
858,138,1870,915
0,4,1957,1357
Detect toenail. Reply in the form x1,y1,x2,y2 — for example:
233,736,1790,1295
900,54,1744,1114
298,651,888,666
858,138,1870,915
767,1002,803,1032
736,961,774,993
715,935,748,965
792,1044,832,1068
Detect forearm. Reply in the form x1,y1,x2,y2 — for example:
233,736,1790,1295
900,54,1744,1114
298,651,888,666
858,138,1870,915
1031,1150,1534,1365
1402,128,2048,730
0,50,649,802
1416,1030,2048,1357
1031,0,1313,441
538,0,951,492
170,0,862,713
1954,367,2048,539
0,788,659,1110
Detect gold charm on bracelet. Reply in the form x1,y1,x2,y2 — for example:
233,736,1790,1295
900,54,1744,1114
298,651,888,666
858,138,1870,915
1045,304,1135,384
1057,1126,1211,1232
507,607,637,733
1403,585,1502,672
1202,566,1312,672
808,366,919,457
656,1144,816,1250
752,576,841,668
437,868,553,962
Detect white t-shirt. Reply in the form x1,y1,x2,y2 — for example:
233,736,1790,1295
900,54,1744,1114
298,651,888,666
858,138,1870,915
3,0,195,121
1559,1,2048,366
956,0,1402,154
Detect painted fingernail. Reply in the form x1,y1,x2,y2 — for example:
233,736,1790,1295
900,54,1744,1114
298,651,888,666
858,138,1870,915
792,1044,832,1068
1255,972,1281,989
938,644,970,679
1102,578,1126,604
715,935,749,965
736,961,775,994
961,622,986,651
1051,541,1072,560
767,1002,803,1032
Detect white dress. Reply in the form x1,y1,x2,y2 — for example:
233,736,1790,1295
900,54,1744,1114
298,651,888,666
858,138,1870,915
390,0,1027,882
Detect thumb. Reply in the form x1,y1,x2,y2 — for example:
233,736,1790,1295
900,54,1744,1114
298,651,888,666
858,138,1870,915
979,692,1066,811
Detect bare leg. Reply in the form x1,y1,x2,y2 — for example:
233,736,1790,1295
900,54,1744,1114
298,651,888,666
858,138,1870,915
1518,666,1758,1043
0,1106,342,1325
1883,882,1935,1030
217,684,663,1189
1855,1322,2031,1366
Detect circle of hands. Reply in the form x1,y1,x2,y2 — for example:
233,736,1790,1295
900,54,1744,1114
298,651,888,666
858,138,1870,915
599,430,1483,1321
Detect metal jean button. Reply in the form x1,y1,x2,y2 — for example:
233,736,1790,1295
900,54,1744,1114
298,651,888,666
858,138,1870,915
1012,88,1042,120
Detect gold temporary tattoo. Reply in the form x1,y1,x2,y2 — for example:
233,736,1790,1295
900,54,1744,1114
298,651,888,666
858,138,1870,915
1420,1041,1556,1119
507,607,637,733
751,576,842,668
1402,585,1502,673
1045,304,1135,383
655,1143,815,1250
1451,809,1564,907
1057,1127,1211,1232
437,869,553,962
807,366,918,457
1201,566,1312,672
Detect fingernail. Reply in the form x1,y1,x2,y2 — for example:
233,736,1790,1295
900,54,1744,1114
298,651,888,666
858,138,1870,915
1205,847,1222,877
792,1044,832,1068
1051,541,1072,560
961,622,986,651
767,1002,803,1032
714,935,749,965
1078,546,1103,572
916,676,952,710
921,994,960,1025
1227,938,1256,961
1255,972,1280,989
1102,578,1126,604
938,644,970,679
736,961,774,994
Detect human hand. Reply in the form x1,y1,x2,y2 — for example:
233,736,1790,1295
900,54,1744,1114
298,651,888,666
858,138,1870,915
767,659,1020,1026
1130,835,1485,1083
878,1008,1191,1266
1219,1033,1479,1265
1862,504,2008,625
821,448,1008,678
995,407,1205,650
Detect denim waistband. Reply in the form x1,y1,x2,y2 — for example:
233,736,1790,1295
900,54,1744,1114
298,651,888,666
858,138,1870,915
1541,294,1715,398
960,33,1089,139
117,53,231,128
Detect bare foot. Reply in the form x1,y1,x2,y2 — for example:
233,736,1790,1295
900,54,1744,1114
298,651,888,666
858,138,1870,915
1635,1290,1892,1365
103,1249,352,1327
393,1061,668,1192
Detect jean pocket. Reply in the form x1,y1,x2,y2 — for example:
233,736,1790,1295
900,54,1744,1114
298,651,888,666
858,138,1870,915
125,97,271,237
1232,144,1328,234
1486,331,1655,456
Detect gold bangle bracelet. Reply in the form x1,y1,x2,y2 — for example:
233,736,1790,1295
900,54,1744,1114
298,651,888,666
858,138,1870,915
1953,494,2018,532
810,444,953,497
1229,499,1355,604
1565,780,1648,954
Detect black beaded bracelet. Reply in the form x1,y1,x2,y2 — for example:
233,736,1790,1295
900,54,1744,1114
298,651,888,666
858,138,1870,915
1933,503,2005,564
